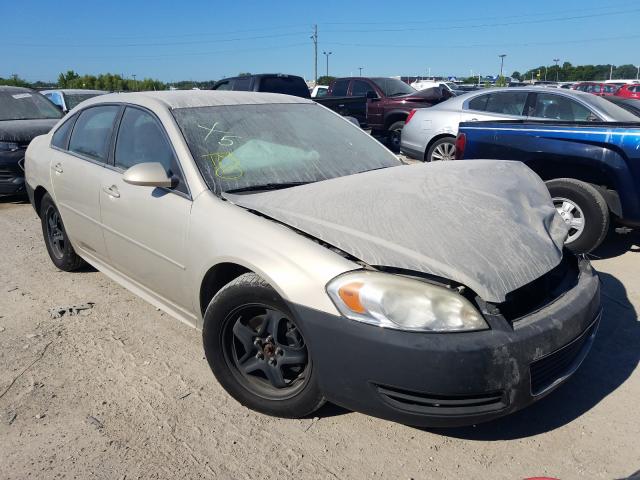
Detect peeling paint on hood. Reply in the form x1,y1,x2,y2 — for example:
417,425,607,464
0,119,58,144
225,161,568,303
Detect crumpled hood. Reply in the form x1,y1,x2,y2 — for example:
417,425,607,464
225,161,568,303
0,119,59,144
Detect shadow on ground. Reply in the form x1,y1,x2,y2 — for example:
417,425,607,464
590,229,640,260
0,194,29,205
432,272,638,440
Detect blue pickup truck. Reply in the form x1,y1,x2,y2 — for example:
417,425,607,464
455,121,640,253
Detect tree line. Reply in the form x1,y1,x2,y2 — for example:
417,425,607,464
513,62,639,82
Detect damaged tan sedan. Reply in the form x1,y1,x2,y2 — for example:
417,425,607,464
25,91,601,427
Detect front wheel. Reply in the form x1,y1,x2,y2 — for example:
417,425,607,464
546,178,610,253
387,121,406,152
202,273,325,418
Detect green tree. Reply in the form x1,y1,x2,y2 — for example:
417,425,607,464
511,71,521,81
316,75,335,85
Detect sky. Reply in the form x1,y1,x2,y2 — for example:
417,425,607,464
2,0,639,83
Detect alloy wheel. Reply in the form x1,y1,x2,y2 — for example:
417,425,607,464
553,197,585,243
223,304,310,400
431,142,456,161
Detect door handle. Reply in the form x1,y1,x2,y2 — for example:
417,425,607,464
102,185,120,198
470,118,479,121
53,163,63,174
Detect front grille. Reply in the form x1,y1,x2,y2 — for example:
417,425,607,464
530,319,599,396
375,384,507,416
0,168,15,181
494,254,579,322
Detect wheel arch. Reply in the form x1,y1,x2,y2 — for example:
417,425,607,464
383,111,409,130
199,262,253,317
528,161,622,217
33,185,49,217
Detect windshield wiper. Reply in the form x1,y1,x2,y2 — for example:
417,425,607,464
224,181,311,194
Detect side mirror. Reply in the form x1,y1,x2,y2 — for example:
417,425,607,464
366,91,378,99
123,162,173,188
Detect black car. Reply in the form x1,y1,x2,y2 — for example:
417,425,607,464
1,86,61,195
606,96,640,118
211,74,311,98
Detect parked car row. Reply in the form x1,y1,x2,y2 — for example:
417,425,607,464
23,90,603,429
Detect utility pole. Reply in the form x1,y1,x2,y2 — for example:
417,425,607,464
636,65,639,80
544,66,548,82
553,58,560,82
310,25,318,84
132,74,137,91
498,54,506,78
323,51,332,78
358,67,363,77
610,64,614,80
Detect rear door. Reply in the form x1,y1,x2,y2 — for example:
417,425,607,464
527,92,600,121
50,105,121,261
98,106,192,309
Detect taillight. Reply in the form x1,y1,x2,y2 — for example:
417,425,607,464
454,133,466,160
405,109,417,125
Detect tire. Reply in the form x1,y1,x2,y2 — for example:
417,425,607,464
202,273,325,418
426,137,456,162
387,121,406,152
40,193,85,271
546,178,610,253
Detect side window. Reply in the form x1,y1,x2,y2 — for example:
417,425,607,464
532,94,595,121
51,114,77,149
115,107,187,194
233,77,252,91
467,94,490,111
592,85,602,93
68,106,119,162
331,80,349,96
214,81,233,91
351,80,376,97
484,92,528,116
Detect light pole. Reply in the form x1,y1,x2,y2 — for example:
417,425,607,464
132,74,137,91
636,65,640,80
544,66,548,82
498,54,507,78
322,51,332,78
553,58,560,82
358,67,363,77
310,25,318,84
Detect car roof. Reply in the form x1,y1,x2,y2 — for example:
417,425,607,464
216,73,303,82
41,89,107,94
75,90,315,111
0,85,33,93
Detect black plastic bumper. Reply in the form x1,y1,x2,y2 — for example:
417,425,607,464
290,259,601,427
0,150,26,195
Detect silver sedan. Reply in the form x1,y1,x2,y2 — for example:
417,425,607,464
401,87,637,162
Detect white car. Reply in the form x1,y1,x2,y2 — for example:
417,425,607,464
310,85,328,98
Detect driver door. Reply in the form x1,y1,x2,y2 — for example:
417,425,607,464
99,106,192,310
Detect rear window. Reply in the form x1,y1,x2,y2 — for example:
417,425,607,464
259,76,310,98
51,114,77,149
68,106,119,162
233,77,252,91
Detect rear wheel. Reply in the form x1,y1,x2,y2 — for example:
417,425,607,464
426,137,456,162
546,178,610,253
40,193,85,271
203,273,325,418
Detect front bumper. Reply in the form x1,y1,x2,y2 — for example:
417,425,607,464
0,150,26,195
291,258,601,427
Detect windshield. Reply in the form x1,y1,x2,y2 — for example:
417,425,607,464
172,103,401,194
63,92,102,110
0,91,62,121
371,78,416,97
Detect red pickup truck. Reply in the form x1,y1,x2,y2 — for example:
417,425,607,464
326,77,450,149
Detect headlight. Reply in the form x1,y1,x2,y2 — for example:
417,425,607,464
326,271,488,332
0,142,20,152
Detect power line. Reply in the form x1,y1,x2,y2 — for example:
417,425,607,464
321,8,640,34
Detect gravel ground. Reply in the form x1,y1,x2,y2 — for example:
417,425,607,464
1,197,639,480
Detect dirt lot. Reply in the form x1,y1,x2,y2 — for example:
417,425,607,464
1,197,639,480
